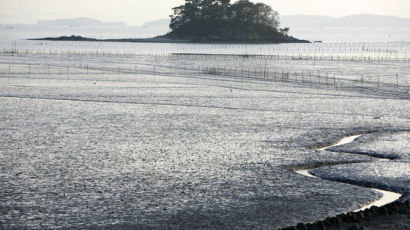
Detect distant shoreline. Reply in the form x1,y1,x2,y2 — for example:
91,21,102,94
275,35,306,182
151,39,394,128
28,35,310,44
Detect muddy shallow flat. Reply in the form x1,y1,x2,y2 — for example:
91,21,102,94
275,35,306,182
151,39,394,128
0,53,409,229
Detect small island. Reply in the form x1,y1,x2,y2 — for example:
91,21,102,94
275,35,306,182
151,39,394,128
30,0,308,44
166,0,307,43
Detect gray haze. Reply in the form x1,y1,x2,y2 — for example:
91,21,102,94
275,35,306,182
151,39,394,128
1,0,410,25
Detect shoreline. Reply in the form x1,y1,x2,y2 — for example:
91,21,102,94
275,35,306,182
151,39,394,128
28,35,311,44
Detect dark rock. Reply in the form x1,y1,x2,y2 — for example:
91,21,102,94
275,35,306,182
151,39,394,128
348,223,363,230
296,223,308,230
317,222,326,230
336,216,344,225
356,212,365,220
377,207,388,215
405,200,410,207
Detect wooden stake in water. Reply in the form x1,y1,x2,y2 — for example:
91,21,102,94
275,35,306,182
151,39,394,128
396,73,399,89
264,59,267,80
378,74,380,88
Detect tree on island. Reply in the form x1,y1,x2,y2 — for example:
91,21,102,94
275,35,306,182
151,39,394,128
166,0,306,43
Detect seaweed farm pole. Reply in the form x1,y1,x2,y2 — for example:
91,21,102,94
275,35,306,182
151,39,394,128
378,74,380,88
66,65,69,79
48,64,50,75
136,65,138,75
264,59,267,80
28,64,30,77
396,73,399,89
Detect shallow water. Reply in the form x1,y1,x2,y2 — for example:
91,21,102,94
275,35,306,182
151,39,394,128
355,189,402,212
296,134,403,213
296,168,402,212
318,134,362,150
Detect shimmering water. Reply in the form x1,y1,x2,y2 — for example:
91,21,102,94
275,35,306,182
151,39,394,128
296,135,402,213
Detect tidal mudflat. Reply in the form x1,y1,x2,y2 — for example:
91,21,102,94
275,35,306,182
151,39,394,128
0,48,409,229
296,135,402,213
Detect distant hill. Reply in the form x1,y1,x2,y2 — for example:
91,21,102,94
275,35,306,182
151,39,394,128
323,14,410,28
281,14,410,28
142,19,170,28
37,17,127,27
280,15,333,28
4,14,409,41
9,14,410,30
141,14,410,32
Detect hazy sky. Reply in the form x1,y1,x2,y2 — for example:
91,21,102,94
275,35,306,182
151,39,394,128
1,0,409,25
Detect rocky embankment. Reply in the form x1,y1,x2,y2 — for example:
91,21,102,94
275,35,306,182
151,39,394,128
281,200,410,230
